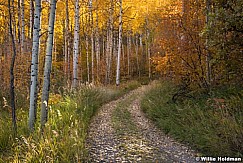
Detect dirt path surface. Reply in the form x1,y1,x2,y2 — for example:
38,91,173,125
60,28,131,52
86,84,199,162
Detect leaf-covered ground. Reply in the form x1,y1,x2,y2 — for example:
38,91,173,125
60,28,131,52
86,82,199,162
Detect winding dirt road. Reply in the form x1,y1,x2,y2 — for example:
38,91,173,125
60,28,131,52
86,84,199,162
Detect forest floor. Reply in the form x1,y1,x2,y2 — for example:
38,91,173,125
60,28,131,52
85,82,199,162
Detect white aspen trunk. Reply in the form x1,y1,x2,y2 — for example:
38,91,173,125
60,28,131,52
145,19,151,79
135,34,140,77
29,0,34,39
86,34,90,83
95,12,100,82
64,0,69,78
72,0,80,88
21,0,26,53
89,0,94,83
139,34,144,74
116,0,122,86
91,34,94,83
108,29,113,84
105,26,110,84
147,31,151,79
29,0,41,131
105,0,114,84
127,32,130,76
40,0,57,128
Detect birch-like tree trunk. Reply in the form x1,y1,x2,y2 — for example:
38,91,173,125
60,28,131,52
116,0,122,86
11,0,17,42
86,34,90,83
105,0,114,84
8,0,17,135
29,0,34,39
72,0,80,88
135,34,140,77
28,0,41,131
88,0,95,83
127,32,130,76
40,0,57,128
21,0,26,52
146,19,151,79
95,10,100,82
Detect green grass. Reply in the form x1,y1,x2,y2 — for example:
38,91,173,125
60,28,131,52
112,95,137,135
0,80,140,162
141,81,243,157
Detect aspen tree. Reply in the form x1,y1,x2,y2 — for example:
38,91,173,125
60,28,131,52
135,34,140,77
64,0,69,78
89,0,95,83
116,0,122,86
21,0,26,52
95,6,100,82
106,0,114,84
73,0,80,88
29,0,34,39
41,0,57,128
29,0,41,131
86,34,90,83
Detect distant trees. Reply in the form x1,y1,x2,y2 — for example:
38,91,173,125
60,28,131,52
152,0,242,92
206,0,243,85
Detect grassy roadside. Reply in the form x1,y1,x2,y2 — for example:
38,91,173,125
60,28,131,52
0,80,140,162
141,81,243,157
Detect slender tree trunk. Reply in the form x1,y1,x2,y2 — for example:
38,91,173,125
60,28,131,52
102,33,105,59
95,10,100,82
21,0,26,53
8,0,17,135
40,0,57,128
122,40,125,69
145,20,151,79
116,0,122,86
29,0,41,131
64,0,69,78
17,0,21,44
89,0,94,83
135,34,140,77
105,29,109,84
127,32,130,76
206,0,212,88
11,0,17,42
86,34,90,83
29,0,34,39
72,0,80,88
105,0,114,84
